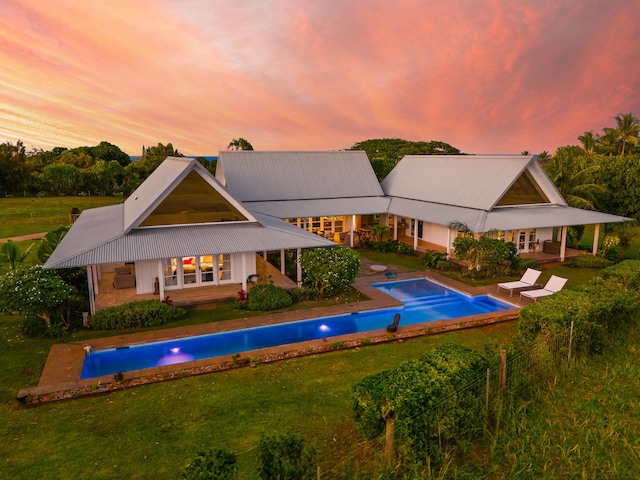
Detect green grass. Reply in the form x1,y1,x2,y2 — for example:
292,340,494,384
0,197,121,239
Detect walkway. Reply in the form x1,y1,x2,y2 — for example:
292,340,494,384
0,232,47,244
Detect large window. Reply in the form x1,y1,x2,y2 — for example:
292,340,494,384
163,254,232,288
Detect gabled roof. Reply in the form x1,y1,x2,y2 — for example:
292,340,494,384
124,157,256,233
381,155,566,210
216,151,384,202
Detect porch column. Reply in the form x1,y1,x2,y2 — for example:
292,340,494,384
296,248,302,287
592,224,600,256
446,228,452,260
413,219,418,250
263,251,267,261
157,262,165,299
280,249,285,274
351,214,356,247
242,254,247,291
560,225,568,262
91,265,100,295
393,215,398,241
87,265,96,315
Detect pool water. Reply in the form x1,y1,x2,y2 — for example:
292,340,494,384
81,278,514,379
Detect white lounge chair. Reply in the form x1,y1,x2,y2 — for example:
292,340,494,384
520,275,567,302
497,268,542,297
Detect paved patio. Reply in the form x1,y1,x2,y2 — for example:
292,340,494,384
18,267,526,404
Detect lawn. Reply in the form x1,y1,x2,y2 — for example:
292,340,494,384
0,197,121,239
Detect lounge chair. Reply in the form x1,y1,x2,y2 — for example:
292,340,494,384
497,268,542,297
520,275,567,302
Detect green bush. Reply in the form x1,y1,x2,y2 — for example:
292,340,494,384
600,259,640,289
368,240,416,256
572,254,614,269
352,343,488,463
21,313,67,339
246,283,292,311
453,236,518,275
257,433,316,480
300,246,360,297
183,448,237,480
289,286,321,303
88,300,186,330
422,249,447,268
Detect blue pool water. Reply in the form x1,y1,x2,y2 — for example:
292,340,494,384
81,278,514,379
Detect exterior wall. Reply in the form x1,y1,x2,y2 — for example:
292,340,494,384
422,222,449,247
536,227,553,243
135,260,157,294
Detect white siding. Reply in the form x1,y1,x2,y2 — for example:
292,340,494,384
135,260,157,294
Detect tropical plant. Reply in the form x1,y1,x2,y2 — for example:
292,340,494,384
613,112,640,155
300,246,360,296
544,146,605,210
36,226,69,263
244,283,292,311
0,239,34,270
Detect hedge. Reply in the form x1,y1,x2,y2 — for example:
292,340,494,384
89,300,186,330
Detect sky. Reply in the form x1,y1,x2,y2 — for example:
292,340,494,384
1,0,639,157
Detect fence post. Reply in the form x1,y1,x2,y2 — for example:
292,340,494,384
568,320,574,363
499,349,507,389
384,415,395,463
317,465,321,479
485,367,490,409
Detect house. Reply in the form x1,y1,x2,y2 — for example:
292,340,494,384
381,155,629,259
45,152,630,313
44,157,334,314
215,150,390,245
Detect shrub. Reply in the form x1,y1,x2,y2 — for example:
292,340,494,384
183,448,237,480
300,246,360,297
289,286,321,303
453,236,518,275
352,343,488,463
572,253,614,269
422,249,447,268
257,433,316,480
20,314,67,339
246,283,292,311
88,300,186,330
600,259,640,289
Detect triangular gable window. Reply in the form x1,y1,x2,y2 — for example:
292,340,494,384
139,171,248,227
496,170,550,206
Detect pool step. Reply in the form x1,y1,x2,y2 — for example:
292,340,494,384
403,293,500,314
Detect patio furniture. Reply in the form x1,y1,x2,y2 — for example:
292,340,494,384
496,268,542,297
113,266,135,289
520,275,567,302
370,264,387,273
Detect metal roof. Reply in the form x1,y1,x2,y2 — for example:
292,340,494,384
216,151,384,202
245,196,391,218
45,209,334,269
381,155,565,210
388,197,630,233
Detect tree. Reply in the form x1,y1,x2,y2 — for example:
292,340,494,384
544,146,604,210
0,266,72,325
91,141,131,167
41,163,84,195
36,226,69,263
0,140,29,195
126,143,183,180
0,240,34,270
257,433,315,480
613,112,640,155
299,246,360,296
183,448,237,480
85,160,129,195
227,138,254,150
578,131,597,158
348,138,463,181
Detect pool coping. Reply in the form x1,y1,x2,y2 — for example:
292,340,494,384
17,272,522,405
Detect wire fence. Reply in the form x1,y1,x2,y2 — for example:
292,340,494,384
313,324,575,479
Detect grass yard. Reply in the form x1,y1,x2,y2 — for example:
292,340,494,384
0,197,122,239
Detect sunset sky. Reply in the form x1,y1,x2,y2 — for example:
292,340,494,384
1,0,639,156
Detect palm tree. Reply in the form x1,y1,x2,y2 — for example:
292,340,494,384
544,146,604,210
614,112,640,155
578,131,597,158
0,240,34,270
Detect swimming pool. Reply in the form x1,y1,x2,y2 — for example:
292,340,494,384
81,278,515,379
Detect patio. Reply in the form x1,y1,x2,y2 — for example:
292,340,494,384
94,254,296,311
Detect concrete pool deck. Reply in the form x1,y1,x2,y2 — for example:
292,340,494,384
18,271,525,404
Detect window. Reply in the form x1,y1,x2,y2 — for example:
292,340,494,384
163,258,178,288
219,254,231,281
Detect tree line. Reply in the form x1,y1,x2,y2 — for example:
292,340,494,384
1,112,639,222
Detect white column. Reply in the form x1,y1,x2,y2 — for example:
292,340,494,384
263,251,267,261
280,249,285,274
560,225,568,262
393,215,398,241
157,262,165,299
446,228,452,259
92,265,100,294
350,215,355,247
296,248,302,287
241,254,247,290
87,265,96,315
413,219,418,250
592,224,600,256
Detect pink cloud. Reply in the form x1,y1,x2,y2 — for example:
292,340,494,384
0,0,638,155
